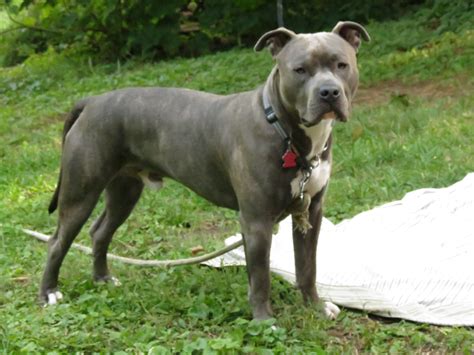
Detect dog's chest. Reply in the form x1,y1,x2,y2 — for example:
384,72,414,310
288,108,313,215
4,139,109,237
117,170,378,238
289,120,333,198
301,119,334,161
290,160,331,198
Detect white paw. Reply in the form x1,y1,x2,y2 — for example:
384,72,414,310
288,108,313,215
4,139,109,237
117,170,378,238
46,291,63,306
96,276,121,286
322,301,340,320
110,276,121,286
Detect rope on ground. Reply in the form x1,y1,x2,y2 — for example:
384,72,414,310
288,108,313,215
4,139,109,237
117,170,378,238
22,229,243,267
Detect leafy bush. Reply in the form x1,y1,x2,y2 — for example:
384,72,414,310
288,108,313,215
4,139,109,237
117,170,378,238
1,0,470,66
2,0,186,64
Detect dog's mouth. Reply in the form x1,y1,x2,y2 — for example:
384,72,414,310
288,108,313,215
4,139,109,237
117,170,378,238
321,111,337,120
301,109,347,127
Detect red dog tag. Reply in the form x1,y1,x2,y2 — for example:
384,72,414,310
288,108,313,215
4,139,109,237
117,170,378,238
282,148,298,168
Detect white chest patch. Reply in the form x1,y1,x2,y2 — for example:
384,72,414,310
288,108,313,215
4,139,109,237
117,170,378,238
300,119,334,160
290,119,334,198
290,160,331,198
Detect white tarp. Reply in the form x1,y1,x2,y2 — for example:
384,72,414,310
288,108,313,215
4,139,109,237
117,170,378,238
205,173,474,326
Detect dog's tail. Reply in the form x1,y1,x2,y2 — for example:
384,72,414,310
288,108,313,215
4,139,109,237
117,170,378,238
48,99,89,214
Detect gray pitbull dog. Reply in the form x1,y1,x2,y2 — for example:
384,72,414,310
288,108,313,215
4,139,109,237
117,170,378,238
40,21,370,320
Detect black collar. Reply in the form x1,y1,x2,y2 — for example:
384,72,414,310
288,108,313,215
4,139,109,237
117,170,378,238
262,86,312,171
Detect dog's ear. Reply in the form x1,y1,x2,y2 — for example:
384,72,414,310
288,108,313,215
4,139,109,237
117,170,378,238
254,27,296,57
332,21,370,52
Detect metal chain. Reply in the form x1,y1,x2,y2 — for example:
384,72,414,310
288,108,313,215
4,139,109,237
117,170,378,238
298,154,322,199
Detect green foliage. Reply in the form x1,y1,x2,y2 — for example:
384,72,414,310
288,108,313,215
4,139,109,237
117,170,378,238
2,0,187,64
3,0,470,66
1,3,474,352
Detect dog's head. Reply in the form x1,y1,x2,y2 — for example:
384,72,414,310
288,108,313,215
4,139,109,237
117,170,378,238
255,21,370,127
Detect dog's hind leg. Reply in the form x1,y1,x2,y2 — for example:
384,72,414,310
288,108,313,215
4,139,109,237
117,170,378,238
40,129,121,305
39,182,104,305
89,175,144,284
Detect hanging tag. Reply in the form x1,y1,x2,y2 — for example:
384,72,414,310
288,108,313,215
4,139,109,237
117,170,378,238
282,147,298,168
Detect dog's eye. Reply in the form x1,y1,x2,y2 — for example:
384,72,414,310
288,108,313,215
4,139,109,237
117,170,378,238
294,67,306,75
337,62,348,70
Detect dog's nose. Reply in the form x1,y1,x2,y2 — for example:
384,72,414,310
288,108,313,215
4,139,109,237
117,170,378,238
319,85,341,102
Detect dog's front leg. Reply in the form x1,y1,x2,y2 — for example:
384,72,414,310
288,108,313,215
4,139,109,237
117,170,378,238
240,214,274,320
292,195,323,303
292,191,340,319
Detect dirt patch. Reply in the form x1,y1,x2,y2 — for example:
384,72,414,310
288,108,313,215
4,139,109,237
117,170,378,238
355,76,469,106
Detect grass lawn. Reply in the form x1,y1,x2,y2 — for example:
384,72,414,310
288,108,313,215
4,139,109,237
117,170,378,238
0,5,473,353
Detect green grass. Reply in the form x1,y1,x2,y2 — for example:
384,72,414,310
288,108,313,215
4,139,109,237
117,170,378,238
1,6,474,353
